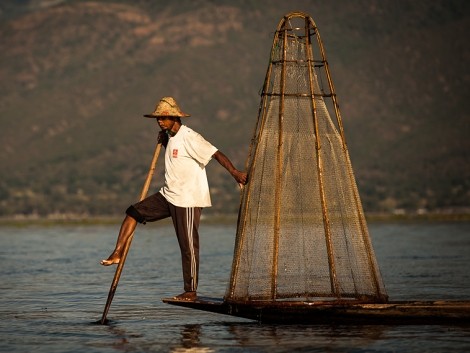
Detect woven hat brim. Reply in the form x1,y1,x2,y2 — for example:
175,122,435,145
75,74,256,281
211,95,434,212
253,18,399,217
143,113,190,118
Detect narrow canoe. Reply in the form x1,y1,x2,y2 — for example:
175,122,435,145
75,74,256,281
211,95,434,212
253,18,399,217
162,297,470,325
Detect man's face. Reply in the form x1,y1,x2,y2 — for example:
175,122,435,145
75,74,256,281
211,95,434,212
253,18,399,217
156,116,176,131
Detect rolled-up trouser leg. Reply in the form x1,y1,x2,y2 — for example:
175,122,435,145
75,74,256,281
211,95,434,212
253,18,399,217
126,192,171,224
169,205,202,292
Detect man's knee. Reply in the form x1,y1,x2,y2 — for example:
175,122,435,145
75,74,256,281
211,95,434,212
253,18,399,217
126,205,146,224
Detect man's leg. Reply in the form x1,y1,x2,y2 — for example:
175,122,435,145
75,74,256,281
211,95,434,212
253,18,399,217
100,215,137,266
170,205,202,300
100,192,170,266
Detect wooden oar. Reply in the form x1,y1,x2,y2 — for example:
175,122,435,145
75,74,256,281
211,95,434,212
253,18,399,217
100,141,162,324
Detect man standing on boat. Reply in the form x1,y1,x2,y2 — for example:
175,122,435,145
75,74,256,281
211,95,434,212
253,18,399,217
100,97,247,301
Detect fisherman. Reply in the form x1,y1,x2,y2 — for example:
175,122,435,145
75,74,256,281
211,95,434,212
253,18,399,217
100,97,247,301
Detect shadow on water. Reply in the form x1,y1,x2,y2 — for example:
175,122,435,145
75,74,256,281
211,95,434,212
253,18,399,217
85,315,394,353
101,318,470,352
82,303,410,353
90,318,111,325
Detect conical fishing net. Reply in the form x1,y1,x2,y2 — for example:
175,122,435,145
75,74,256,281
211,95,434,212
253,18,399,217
226,12,387,303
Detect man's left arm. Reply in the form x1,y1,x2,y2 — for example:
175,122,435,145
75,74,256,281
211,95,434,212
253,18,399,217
213,151,248,186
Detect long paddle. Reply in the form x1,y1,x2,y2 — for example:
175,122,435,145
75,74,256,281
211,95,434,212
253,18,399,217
100,141,163,324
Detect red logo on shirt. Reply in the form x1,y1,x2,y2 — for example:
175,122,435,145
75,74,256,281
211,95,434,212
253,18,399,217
172,149,178,158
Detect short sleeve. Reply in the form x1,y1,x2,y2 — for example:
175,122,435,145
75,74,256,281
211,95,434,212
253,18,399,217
184,129,218,167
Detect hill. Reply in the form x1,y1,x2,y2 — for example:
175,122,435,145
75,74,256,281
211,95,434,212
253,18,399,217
0,0,469,218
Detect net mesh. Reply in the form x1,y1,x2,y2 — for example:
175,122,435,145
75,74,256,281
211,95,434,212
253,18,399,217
226,13,387,303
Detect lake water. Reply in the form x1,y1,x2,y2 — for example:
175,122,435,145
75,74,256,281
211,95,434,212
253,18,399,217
1,221,470,352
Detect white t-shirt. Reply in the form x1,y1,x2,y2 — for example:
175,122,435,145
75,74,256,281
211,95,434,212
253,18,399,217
159,125,218,207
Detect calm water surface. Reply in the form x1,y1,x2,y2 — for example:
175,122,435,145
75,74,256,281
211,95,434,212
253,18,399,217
1,221,470,352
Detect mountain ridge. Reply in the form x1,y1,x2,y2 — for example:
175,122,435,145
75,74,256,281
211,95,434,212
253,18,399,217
1,0,468,217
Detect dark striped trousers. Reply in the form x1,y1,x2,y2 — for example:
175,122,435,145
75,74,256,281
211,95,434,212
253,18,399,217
126,192,202,292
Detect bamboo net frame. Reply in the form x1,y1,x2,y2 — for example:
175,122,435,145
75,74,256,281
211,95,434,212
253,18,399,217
226,12,388,303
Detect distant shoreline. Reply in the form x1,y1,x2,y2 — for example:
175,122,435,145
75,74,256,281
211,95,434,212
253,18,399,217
0,212,469,227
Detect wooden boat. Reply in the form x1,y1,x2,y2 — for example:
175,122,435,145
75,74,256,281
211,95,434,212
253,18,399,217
163,297,470,325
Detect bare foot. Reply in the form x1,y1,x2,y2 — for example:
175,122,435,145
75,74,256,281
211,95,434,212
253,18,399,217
100,251,121,266
173,291,197,301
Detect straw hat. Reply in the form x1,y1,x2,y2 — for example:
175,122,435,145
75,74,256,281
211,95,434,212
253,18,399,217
143,97,190,118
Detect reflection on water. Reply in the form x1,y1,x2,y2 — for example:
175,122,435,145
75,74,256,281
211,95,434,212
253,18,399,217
177,325,207,352
227,323,388,351
0,222,470,352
